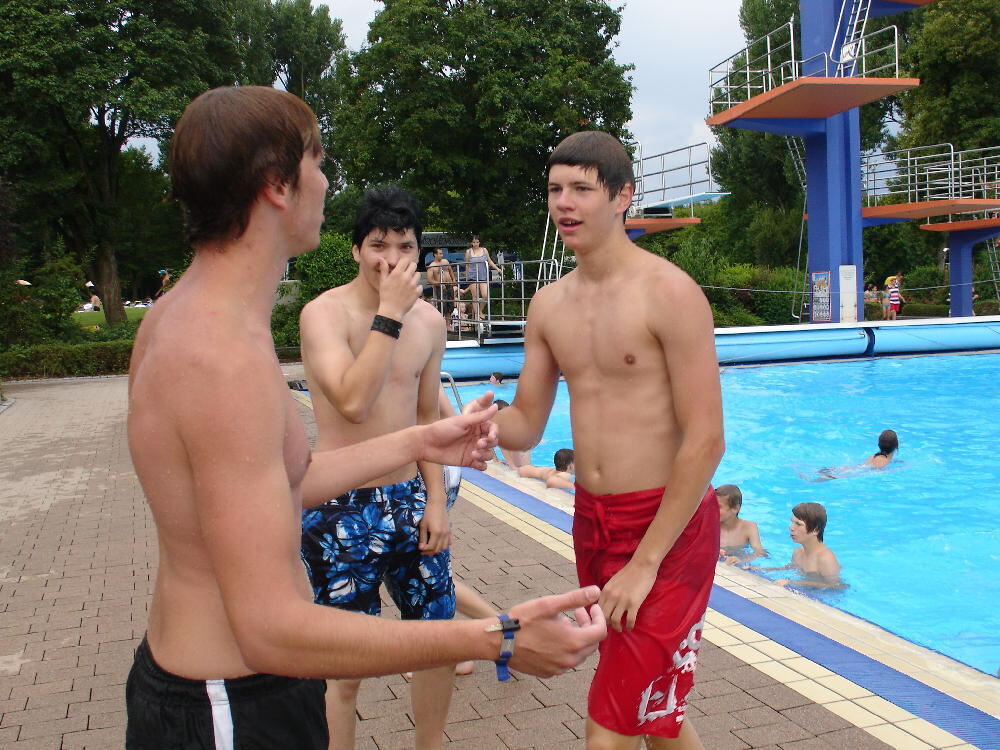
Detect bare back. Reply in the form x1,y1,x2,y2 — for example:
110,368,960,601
128,279,312,679
530,250,720,495
302,288,444,487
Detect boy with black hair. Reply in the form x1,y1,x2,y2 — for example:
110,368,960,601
716,484,765,564
299,184,459,748
494,130,724,749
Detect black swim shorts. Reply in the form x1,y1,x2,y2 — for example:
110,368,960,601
125,637,327,749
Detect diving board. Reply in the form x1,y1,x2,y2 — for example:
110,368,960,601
707,77,920,127
638,192,730,212
863,199,1000,221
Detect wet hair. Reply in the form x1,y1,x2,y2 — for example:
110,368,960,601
553,448,575,472
170,86,322,247
491,372,503,383
352,185,423,250
547,131,635,199
792,502,827,542
494,399,510,410
877,429,898,457
716,484,743,511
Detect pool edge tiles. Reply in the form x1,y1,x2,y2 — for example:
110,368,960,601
459,468,1000,750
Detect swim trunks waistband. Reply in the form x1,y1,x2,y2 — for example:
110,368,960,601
129,637,314,706
573,484,667,548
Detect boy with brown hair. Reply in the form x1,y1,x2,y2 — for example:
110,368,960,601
716,484,765,564
124,86,606,750
755,502,842,589
494,130,724,749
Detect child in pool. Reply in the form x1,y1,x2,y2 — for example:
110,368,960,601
716,484,766,564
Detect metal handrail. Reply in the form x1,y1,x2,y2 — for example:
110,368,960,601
630,143,721,217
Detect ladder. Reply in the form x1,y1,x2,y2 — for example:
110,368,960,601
833,0,873,77
986,236,1000,303
786,135,807,192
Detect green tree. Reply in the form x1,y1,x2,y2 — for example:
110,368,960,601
331,0,633,251
896,0,1000,150
0,0,245,324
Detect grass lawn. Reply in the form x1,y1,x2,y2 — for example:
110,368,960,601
73,307,148,327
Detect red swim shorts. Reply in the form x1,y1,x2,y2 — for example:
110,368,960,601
573,484,720,739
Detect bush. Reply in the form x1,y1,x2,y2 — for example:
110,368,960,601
293,233,355,303
0,255,86,349
748,266,803,325
0,340,133,379
974,299,998,315
899,303,948,318
712,306,765,328
864,302,882,321
902,265,947,304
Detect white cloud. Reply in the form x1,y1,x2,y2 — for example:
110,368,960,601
315,1,747,161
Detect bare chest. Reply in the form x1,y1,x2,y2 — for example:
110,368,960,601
546,293,665,382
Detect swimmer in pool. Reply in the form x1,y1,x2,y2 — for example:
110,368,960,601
517,448,575,490
716,484,766,564
864,429,898,469
752,502,842,589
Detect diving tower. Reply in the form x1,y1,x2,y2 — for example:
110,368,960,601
708,0,942,322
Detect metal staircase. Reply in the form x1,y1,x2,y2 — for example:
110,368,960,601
786,136,807,192
833,0,873,76
986,234,1000,302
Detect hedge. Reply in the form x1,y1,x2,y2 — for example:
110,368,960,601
0,341,134,379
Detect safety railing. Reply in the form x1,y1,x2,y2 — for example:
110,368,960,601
953,146,1000,200
709,20,804,115
631,142,721,217
428,258,560,343
861,143,956,205
835,25,900,78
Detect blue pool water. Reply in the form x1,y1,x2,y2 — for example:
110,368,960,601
452,351,1000,675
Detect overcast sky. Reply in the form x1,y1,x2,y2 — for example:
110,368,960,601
317,0,747,159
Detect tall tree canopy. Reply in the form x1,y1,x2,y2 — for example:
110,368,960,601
0,0,343,323
895,0,1000,151
330,0,633,251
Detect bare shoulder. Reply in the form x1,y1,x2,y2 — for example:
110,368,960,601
640,251,704,300
411,299,448,334
300,286,350,322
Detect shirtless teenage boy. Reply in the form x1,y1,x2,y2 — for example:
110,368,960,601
124,86,606,750
299,185,465,749
493,131,725,749
716,484,765,564
754,502,842,589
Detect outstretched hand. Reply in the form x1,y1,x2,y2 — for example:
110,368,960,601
506,586,606,677
420,394,498,469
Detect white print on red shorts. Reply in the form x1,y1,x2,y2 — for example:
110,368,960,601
636,616,705,727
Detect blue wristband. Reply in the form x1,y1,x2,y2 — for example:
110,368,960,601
490,613,520,681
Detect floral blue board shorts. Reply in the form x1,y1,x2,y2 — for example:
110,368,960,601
301,475,456,620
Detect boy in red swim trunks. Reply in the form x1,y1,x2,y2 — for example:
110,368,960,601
494,131,725,749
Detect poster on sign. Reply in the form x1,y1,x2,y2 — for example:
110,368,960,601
812,271,832,322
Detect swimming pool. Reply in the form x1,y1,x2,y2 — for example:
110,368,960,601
450,351,1000,675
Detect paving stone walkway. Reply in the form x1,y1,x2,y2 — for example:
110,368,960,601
0,374,894,749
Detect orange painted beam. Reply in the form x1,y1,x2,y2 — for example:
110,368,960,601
920,217,1000,233
625,217,700,235
863,199,1000,220
707,77,920,126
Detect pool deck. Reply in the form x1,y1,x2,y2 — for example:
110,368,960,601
0,368,997,749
